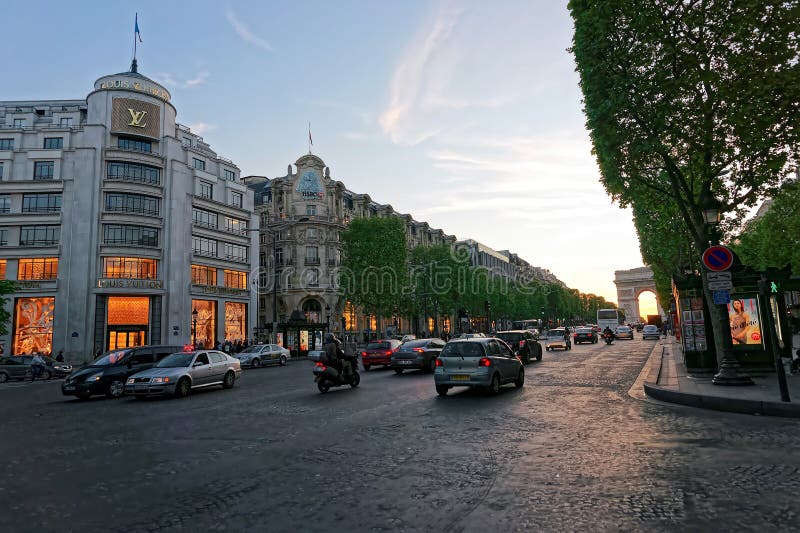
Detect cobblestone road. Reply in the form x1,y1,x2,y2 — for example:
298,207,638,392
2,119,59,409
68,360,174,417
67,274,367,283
2,338,799,532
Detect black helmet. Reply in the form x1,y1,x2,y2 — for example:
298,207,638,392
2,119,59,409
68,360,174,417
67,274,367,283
325,333,334,342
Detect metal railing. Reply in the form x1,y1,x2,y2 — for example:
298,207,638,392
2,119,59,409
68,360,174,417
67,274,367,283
304,257,321,266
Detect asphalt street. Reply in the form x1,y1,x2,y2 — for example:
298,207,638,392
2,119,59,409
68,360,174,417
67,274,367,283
2,337,800,532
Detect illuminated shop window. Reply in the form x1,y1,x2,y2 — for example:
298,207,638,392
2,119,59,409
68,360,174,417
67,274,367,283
224,302,246,343
0,260,5,279
18,258,58,280
223,270,247,289
13,297,54,355
107,297,150,325
102,257,157,279
192,265,217,286
192,299,216,348
344,301,356,331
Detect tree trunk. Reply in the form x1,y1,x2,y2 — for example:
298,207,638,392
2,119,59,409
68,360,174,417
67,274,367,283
700,268,726,369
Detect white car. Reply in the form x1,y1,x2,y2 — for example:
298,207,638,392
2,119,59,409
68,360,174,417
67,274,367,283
234,344,290,368
642,325,661,340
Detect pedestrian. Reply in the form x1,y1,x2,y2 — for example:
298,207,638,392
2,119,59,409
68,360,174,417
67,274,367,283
31,352,45,381
55,350,64,363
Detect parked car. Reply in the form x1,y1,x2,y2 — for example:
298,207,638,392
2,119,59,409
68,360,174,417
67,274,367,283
642,325,661,340
495,330,542,364
391,338,446,373
545,328,571,351
615,326,634,340
0,356,32,382
234,344,290,368
400,334,417,343
124,350,241,399
455,333,486,339
61,345,182,400
573,327,598,345
308,349,325,362
434,337,524,396
361,339,402,370
16,355,73,379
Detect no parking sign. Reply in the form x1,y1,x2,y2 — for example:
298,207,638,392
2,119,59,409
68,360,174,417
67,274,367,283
702,245,734,272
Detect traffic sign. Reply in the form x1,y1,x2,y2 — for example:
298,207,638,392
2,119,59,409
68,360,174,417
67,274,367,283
708,280,733,290
713,290,731,304
706,272,732,281
702,245,735,272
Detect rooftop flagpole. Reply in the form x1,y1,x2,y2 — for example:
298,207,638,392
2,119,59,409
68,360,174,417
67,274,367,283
308,121,313,154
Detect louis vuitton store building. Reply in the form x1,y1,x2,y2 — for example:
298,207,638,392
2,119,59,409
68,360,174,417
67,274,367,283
0,64,258,361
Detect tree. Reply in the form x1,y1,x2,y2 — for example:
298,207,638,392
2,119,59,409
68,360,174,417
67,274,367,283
570,0,800,368
0,280,14,336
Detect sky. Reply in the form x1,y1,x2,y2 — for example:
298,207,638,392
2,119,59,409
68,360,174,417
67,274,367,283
3,1,656,315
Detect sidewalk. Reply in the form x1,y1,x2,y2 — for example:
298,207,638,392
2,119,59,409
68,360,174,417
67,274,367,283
639,336,800,419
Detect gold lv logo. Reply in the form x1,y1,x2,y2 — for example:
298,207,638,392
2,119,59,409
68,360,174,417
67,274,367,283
127,108,147,128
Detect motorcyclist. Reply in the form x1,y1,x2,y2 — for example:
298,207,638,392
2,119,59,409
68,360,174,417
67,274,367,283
602,326,615,340
322,333,343,376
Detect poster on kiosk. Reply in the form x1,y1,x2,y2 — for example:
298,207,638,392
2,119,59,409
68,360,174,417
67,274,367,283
727,297,763,346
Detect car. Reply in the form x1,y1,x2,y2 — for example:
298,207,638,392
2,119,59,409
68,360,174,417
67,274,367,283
390,338,446,373
308,349,325,362
635,323,644,332
400,334,417,343
234,344,290,368
361,339,402,370
17,355,73,379
642,325,661,340
455,333,486,339
61,345,182,400
494,330,542,364
573,327,598,344
124,350,241,399
545,328,571,351
590,324,601,334
434,337,524,396
0,356,32,382
526,329,541,340
615,326,634,340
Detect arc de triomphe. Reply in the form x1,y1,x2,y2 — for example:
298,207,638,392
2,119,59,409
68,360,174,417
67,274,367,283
614,267,665,322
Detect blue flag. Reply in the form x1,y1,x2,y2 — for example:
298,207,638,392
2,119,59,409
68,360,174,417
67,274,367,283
135,13,143,42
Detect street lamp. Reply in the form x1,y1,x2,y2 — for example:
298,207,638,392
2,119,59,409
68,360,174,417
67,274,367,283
191,308,198,348
325,303,331,331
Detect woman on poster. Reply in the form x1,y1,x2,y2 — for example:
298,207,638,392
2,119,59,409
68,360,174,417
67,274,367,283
729,299,751,345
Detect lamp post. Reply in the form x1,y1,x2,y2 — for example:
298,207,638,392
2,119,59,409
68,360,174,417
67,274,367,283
325,303,331,332
191,308,198,348
699,189,753,386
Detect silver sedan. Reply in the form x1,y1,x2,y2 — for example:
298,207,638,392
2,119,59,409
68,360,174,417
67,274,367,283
234,344,290,368
124,350,241,398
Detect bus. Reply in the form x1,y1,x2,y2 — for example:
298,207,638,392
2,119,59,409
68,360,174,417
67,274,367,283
597,309,624,332
512,319,541,332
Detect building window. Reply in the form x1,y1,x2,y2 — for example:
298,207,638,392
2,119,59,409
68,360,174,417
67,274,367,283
197,181,213,199
118,137,152,153
0,229,7,246
107,161,160,185
306,228,317,239
182,137,192,147
192,236,217,257
275,247,284,266
105,193,159,216
303,268,319,288
192,208,218,229
33,161,55,180
18,258,58,280
59,117,73,127
223,169,235,181
22,193,61,213
102,257,158,279
223,242,247,262
223,269,247,289
192,299,217,348
13,297,55,355
192,158,206,171
230,191,243,208
0,260,5,279
0,195,10,213
191,264,217,286
224,302,246,343
20,225,60,246
13,119,25,128
103,224,158,246
305,246,319,265
306,204,317,216
224,216,247,234
43,138,63,149
0,139,13,150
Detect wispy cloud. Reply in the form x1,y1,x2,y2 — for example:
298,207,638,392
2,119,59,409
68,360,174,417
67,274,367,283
187,122,216,136
153,70,210,89
185,70,209,87
226,7,273,51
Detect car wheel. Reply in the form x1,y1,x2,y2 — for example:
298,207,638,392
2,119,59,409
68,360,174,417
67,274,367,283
428,358,437,373
175,377,190,398
363,364,371,371
279,355,287,366
42,369,52,380
515,369,525,388
222,371,236,389
251,358,261,368
317,380,330,394
536,346,542,361
488,373,501,395
0,372,8,383
435,384,449,396
106,379,125,398
394,368,404,375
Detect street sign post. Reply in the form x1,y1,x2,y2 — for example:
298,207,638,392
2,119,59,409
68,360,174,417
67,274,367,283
712,290,731,305
702,245,735,272
708,280,733,291
706,272,732,281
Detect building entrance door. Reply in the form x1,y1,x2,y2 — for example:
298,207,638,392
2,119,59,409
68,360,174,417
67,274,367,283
108,328,147,350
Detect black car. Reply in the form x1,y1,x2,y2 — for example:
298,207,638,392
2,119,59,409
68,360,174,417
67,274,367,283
390,338,446,373
573,327,598,344
495,330,542,364
62,345,181,400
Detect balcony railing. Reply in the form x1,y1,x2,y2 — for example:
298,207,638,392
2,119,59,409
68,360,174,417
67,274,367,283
305,257,321,266
327,259,337,267
19,239,59,246
106,206,160,217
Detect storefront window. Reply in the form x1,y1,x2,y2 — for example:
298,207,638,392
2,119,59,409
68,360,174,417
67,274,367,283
441,316,451,333
102,257,157,279
224,302,246,343
344,301,356,331
13,297,54,355
192,299,216,348
0,260,5,279
106,297,150,350
303,299,321,323
18,258,58,280
223,270,247,289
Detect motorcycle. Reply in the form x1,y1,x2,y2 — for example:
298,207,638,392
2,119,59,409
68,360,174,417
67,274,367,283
603,332,614,345
313,357,360,393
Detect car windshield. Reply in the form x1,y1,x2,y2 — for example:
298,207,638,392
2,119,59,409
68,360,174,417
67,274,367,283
401,340,428,349
93,350,130,366
617,327,631,332
366,342,390,350
496,333,522,343
238,346,262,354
548,330,566,338
156,352,194,368
441,342,485,357
644,326,658,331
576,328,592,333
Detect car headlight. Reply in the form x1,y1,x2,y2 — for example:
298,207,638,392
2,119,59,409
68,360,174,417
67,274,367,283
151,376,170,383
127,378,135,384
84,373,102,382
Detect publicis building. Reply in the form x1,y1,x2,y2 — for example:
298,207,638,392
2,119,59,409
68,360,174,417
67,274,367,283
0,63,258,361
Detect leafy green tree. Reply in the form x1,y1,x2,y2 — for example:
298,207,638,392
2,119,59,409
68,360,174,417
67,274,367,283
0,280,14,336
570,0,800,367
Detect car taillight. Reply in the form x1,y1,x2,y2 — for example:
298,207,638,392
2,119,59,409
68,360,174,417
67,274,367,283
315,362,327,370
519,340,525,348
385,350,392,356
412,348,425,353
435,358,443,367
478,358,491,367
361,351,367,356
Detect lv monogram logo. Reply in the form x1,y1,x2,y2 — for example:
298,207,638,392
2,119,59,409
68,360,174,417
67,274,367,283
127,108,147,128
